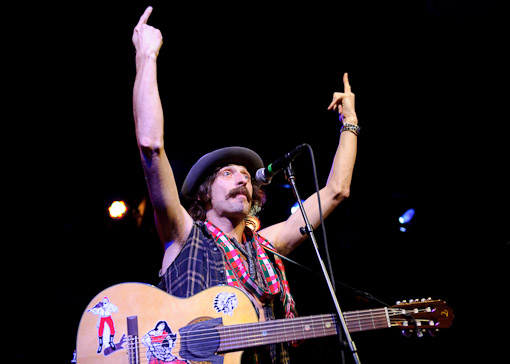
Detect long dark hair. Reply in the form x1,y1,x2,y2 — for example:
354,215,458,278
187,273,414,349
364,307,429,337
184,167,266,221
153,320,173,334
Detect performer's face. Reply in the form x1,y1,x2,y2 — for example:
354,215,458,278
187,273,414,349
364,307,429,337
208,165,253,218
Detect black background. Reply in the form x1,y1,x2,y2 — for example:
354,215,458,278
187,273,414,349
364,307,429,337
11,1,508,363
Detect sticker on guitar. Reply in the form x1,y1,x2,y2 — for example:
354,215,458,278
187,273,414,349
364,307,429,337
141,321,189,364
213,292,238,316
87,296,126,355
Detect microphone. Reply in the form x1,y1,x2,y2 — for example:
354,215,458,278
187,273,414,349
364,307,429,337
255,144,307,185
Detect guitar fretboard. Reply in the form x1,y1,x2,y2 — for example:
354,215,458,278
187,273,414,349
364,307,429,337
343,307,391,333
217,307,392,351
218,314,338,351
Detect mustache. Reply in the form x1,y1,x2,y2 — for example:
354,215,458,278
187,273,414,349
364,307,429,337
226,186,252,203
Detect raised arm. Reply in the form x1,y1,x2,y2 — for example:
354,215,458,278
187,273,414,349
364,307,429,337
260,73,358,255
132,7,193,250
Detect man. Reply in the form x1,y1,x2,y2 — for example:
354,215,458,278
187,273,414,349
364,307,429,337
132,6,358,363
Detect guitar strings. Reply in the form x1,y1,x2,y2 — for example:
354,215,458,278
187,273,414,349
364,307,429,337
138,309,409,351
169,309,389,348
121,307,434,362
173,308,429,349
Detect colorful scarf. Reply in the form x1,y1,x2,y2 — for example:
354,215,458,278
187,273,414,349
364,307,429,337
205,220,297,319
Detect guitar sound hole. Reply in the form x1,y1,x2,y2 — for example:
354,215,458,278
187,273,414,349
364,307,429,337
179,316,223,363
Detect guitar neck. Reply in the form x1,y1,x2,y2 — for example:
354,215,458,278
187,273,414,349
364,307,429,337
217,308,390,352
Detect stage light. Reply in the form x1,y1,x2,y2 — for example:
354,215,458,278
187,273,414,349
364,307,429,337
290,200,305,215
399,208,415,225
108,200,127,219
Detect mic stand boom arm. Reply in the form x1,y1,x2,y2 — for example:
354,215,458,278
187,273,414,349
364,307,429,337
284,162,361,364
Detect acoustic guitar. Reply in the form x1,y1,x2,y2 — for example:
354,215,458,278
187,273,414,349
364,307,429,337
76,283,453,364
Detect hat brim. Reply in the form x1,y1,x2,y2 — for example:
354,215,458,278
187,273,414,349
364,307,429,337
181,146,264,199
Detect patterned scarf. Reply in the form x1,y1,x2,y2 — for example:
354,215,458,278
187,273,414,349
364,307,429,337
205,220,297,319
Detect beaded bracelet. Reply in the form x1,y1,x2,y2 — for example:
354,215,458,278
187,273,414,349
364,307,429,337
341,123,360,136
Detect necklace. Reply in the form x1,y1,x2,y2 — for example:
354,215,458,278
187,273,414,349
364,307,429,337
230,236,258,280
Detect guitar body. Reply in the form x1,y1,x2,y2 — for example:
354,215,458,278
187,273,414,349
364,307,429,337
77,283,453,364
76,283,258,364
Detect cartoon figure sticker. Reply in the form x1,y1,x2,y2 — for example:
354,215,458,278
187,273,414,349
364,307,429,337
87,296,125,355
213,292,238,316
142,321,189,364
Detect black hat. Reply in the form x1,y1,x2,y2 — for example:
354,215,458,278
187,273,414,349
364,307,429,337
180,146,264,199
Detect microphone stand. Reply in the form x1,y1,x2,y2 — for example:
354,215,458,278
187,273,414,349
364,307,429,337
284,162,361,364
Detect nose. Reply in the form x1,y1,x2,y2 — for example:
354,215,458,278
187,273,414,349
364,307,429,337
235,172,248,186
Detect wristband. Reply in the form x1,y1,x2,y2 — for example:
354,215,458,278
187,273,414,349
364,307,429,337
341,123,360,136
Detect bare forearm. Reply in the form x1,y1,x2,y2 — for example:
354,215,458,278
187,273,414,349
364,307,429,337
133,54,164,152
132,6,164,152
325,73,358,202
326,115,358,200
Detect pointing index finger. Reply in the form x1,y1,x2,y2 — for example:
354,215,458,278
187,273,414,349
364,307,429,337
136,6,153,28
343,72,351,93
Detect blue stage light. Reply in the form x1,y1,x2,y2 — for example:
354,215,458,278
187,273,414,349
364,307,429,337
399,208,415,224
290,200,305,214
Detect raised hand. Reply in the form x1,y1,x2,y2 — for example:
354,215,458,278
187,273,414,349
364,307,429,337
327,73,357,123
132,6,163,60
